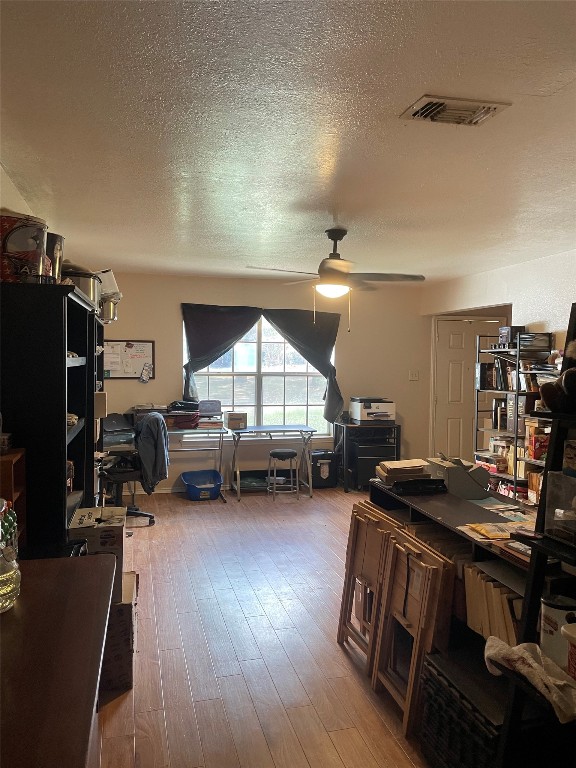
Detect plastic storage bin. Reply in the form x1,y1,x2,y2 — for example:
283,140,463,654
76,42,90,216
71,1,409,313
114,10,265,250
311,450,338,488
181,470,223,501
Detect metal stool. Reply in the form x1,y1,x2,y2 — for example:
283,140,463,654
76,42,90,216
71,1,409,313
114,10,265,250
267,448,299,499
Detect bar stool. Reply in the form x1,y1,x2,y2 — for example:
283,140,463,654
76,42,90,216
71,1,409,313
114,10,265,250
267,448,300,499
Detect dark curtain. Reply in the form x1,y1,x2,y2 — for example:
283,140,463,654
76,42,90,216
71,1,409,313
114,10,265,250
181,303,344,422
263,308,343,423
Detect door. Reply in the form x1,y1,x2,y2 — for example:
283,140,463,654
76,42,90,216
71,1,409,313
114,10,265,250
431,317,505,461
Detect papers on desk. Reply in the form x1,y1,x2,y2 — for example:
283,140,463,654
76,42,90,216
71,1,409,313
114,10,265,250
470,498,534,522
458,521,536,540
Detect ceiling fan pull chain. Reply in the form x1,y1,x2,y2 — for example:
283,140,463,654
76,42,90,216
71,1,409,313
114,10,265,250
348,291,351,332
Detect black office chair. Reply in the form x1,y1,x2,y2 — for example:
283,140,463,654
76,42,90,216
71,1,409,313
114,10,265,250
100,452,155,524
100,412,169,526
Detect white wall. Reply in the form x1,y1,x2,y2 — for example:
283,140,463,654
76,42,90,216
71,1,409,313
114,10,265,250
0,165,33,213
421,250,576,348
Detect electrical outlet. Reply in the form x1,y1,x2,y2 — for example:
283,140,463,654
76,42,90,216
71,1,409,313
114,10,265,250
409,370,419,381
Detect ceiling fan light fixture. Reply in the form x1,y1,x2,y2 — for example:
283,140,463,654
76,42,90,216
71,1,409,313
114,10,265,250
315,283,350,298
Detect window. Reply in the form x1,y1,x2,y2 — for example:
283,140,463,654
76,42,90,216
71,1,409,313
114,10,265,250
184,318,331,434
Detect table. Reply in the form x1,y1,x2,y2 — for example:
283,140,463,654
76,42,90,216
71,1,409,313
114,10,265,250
168,427,227,472
169,427,228,502
0,553,115,768
230,425,316,500
369,479,519,556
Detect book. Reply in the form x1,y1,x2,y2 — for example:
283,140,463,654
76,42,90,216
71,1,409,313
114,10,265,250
501,589,520,645
463,521,535,540
197,420,224,429
464,565,481,635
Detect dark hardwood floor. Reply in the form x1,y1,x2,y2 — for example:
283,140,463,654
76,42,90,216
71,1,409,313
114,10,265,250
99,487,428,768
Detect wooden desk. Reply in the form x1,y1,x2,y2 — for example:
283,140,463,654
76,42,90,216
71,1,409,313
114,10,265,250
369,479,520,559
0,554,115,768
230,425,316,500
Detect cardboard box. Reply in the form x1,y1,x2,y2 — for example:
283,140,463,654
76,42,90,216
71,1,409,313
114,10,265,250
224,412,248,430
94,391,108,418
528,434,550,461
100,571,138,693
527,471,544,504
67,506,126,601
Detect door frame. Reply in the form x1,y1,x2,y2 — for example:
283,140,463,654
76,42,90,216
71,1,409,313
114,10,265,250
429,314,506,458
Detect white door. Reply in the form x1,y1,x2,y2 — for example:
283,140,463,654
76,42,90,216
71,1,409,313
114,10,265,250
431,317,505,461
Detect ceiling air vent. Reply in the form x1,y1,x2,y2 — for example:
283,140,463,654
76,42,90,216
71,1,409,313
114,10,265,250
400,95,510,126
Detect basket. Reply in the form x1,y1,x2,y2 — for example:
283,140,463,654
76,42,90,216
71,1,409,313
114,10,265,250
420,656,499,768
181,470,222,501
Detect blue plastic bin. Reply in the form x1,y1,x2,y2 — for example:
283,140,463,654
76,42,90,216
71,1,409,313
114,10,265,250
181,470,223,501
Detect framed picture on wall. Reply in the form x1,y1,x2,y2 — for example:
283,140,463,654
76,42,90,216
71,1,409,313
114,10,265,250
103,340,155,379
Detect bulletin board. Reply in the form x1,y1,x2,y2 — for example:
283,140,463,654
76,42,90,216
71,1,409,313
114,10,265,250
103,340,155,380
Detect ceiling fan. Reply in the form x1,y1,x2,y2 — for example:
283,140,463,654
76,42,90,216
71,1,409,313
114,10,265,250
250,228,425,297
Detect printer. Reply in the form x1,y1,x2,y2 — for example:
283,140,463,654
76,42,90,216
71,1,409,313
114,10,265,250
349,396,396,424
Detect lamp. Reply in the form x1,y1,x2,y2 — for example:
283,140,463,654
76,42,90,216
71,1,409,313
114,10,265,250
313,276,353,332
315,282,350,298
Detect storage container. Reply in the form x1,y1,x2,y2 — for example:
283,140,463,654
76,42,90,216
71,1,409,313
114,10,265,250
224,412,248,430
60,259,102,308
561,623,576,681
1,209,50,282
46,232,64,283
540,594,576,669
181,469,223,501
311,450,338,488
419,651,564,768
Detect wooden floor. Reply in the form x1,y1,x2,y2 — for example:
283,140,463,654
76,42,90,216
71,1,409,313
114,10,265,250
99,487,429,768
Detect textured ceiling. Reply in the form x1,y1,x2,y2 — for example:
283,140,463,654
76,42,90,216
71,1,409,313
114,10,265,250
1,1,575,282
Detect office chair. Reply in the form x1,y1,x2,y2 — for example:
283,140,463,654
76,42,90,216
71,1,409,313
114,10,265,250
100,452,155,525
100,411,169,526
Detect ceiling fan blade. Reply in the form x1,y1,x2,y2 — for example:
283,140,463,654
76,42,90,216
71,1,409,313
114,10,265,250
351,273,425,282
350,281,377,291
284,277,319,286
318,258,353,276
246,266,318,276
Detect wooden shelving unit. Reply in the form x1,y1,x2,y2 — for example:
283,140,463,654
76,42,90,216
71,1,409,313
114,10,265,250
0,448,26,545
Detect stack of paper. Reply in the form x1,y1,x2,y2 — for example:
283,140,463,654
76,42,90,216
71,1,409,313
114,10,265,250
375,458,431,485
460,521,535,540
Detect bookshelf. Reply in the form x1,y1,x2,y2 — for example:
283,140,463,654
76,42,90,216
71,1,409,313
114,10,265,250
474,332,555,503
495,303,576,767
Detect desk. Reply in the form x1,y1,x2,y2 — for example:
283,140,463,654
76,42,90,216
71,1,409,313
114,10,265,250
169,428,228,502
168,427,227,474
369,479,522,558
0,553,115,768
230,425,316,500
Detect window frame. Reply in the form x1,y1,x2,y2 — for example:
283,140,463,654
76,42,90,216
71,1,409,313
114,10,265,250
185,318,331,435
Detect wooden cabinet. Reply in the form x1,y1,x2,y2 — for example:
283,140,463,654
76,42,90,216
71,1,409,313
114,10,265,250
0,449,26,545
0,553,115,768
0,284,102,549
